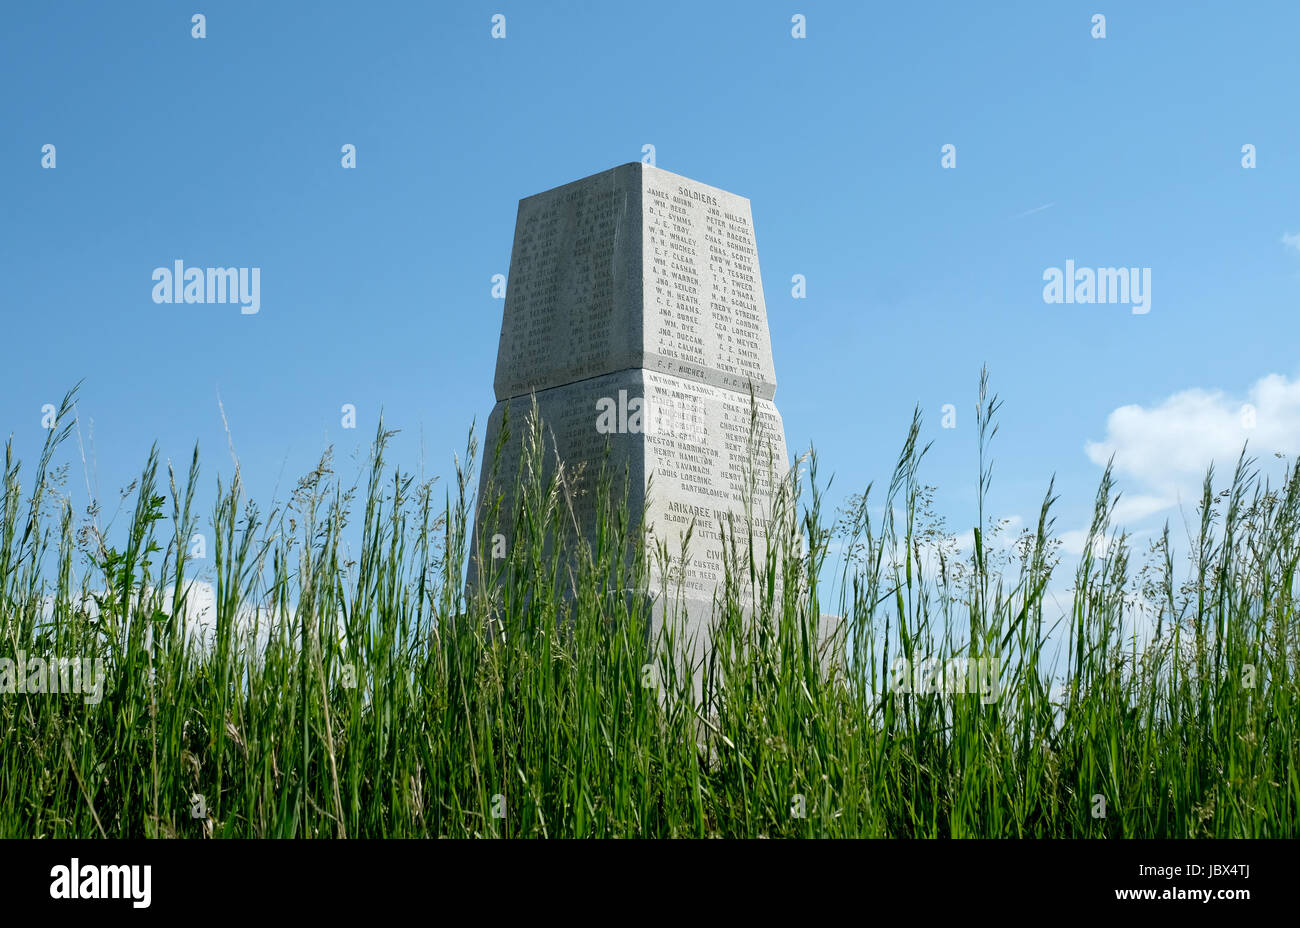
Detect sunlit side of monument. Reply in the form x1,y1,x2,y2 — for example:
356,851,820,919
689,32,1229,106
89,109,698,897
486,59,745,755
467,163,807,676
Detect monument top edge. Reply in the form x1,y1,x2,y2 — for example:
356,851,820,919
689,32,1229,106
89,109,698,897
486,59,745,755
518,162,752,205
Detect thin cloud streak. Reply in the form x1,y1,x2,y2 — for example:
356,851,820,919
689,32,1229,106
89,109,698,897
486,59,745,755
1010,203,1054,221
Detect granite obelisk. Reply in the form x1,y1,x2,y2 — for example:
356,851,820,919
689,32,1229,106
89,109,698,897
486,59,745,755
468,162,789,656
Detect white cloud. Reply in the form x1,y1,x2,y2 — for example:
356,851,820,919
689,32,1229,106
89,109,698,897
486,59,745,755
1283,232,1300,253
1111,493,1173,524
950,515,1022,558
1057,526,1154,558
1083,373,1300,523
46,580,308,658
1058,529,1101,557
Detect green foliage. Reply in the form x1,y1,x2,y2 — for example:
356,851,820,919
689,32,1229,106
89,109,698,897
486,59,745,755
0,379,1296,838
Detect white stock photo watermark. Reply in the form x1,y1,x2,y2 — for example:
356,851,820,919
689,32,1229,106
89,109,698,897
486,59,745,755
151,260,261,314
49,859,151,908
0,651,105,704
889,655,1000,704
595,390,707,441
1042,260,1151,314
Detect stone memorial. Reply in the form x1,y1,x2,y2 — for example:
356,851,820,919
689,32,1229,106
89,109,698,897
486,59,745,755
468,162,791,663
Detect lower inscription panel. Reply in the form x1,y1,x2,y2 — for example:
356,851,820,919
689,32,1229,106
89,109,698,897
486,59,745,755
468,369,788,610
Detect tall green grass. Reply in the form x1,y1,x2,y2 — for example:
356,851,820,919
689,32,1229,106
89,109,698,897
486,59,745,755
0,378,1296,837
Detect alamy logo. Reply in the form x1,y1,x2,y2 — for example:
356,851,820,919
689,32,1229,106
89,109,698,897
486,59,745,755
889,656,1000,704
50,859,151,908
0,652,104,704
595,390,706,441
1042,260,1151,314
151,260,261,314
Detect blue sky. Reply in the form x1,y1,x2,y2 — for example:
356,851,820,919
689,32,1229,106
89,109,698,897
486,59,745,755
3,1,1298,600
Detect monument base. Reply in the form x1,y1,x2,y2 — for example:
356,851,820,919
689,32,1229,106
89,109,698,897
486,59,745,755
646,591,845,704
